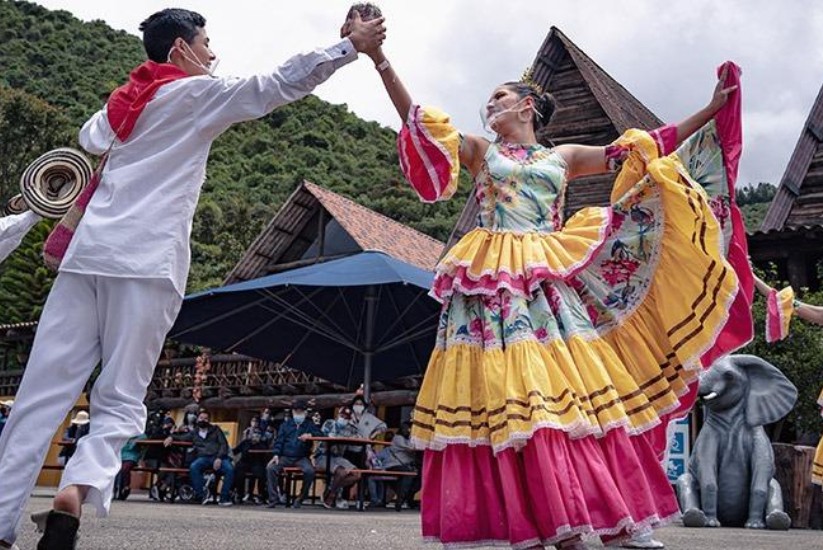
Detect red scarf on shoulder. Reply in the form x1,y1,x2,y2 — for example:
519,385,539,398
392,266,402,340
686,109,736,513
106,61,188,141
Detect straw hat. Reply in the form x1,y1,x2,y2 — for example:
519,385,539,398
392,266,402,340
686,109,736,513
19,148,92,219
71,411,90,425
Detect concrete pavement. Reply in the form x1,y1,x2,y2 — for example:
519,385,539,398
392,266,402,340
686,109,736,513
12,491,823,549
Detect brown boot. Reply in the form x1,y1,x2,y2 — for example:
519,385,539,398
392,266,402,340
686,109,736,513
33,510,79,550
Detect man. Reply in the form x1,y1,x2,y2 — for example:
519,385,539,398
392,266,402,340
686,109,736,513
266,399,321,508
164,410,233,505
0,8,384,549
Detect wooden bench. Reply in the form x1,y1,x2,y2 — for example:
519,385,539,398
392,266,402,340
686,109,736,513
351,468,417,511
42,464,157,474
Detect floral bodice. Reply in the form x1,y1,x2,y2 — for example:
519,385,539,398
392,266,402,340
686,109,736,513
475,142,568,233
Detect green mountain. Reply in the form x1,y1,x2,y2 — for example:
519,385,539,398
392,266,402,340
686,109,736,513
0,0,469,303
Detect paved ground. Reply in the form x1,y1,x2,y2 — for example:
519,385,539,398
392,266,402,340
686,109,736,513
11,490,823,549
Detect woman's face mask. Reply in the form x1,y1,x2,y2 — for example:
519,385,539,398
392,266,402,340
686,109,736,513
336,417,349,428
480,94,539,134
352,404,365,416
292,414,305,424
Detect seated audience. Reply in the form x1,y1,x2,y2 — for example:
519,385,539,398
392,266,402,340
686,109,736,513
266,399,321,508
165,410,234,506
316,406,362,509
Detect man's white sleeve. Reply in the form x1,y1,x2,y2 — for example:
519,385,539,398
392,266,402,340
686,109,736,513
193,38,358,139
0,210,40,263
79,107,115,155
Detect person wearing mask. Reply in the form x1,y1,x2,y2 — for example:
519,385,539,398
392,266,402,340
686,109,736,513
181,409,199,433
265,400,321,508
259,408,273,431
164,410,234,506
0,8,385,549
58,412,91,467
381,422,420,511
350,395,387,440
316,406,362,509
233,417,268,504
146,416,178,502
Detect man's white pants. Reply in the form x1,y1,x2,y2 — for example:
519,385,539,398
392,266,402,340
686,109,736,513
0,272,182,542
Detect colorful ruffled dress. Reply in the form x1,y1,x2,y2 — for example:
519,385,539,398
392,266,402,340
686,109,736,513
763,287,823,485
399,63,751,548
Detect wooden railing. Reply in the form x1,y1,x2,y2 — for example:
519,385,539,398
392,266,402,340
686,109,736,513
148,354,339,402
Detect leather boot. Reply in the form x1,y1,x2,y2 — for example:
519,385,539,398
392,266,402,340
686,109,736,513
34,510,80,550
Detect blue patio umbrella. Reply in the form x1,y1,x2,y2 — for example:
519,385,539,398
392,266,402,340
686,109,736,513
169,251,440,398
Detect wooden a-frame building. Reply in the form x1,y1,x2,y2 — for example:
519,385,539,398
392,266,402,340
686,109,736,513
447,26,664,249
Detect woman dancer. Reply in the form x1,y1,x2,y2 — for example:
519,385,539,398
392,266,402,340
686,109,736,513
348,9,748,549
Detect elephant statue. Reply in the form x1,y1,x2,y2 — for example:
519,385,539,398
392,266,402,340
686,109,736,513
676,354,797,530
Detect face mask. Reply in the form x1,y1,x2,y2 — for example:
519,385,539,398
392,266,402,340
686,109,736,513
167,40,219,77
336,417,349,428
187,414,197,423
292,414,305,424
352,405,365,415
261,412,270,420
197,420,209,428
480,96,540,134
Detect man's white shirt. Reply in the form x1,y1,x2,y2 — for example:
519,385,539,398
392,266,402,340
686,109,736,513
64,39,357,296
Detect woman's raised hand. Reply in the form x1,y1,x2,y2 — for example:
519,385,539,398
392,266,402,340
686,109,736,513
343,10,386,58
708,65,738,113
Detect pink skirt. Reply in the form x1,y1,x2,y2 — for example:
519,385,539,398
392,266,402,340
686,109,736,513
420,428,679,549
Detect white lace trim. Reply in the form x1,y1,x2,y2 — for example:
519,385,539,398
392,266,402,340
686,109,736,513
422,510,682,549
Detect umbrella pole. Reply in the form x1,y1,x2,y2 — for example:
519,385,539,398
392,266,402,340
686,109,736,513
363,285,377,403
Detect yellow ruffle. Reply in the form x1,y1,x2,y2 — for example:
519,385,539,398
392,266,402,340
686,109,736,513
813,436,823,486
412,337,664,452
435,206,611,296
597,132,738,405
413,129,740,451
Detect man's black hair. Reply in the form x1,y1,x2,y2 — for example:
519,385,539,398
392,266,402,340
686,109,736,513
139,8,206,63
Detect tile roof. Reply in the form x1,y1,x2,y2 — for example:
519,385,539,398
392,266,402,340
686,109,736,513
303,182,444,271
224,181,444,285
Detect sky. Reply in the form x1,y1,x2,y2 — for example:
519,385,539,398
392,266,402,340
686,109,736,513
33,0,823,187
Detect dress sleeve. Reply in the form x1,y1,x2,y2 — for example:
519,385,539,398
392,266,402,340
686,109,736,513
604,124,677,173
765,286,795,343
397,105,461,203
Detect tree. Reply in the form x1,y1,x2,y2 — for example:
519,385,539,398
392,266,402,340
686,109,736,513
0,86,73,201
740,264,823,443
0,219,56,325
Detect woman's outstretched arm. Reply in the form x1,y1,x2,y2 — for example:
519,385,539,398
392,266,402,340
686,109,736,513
754,274,823,326
556,67,737,180
347,18,487,176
